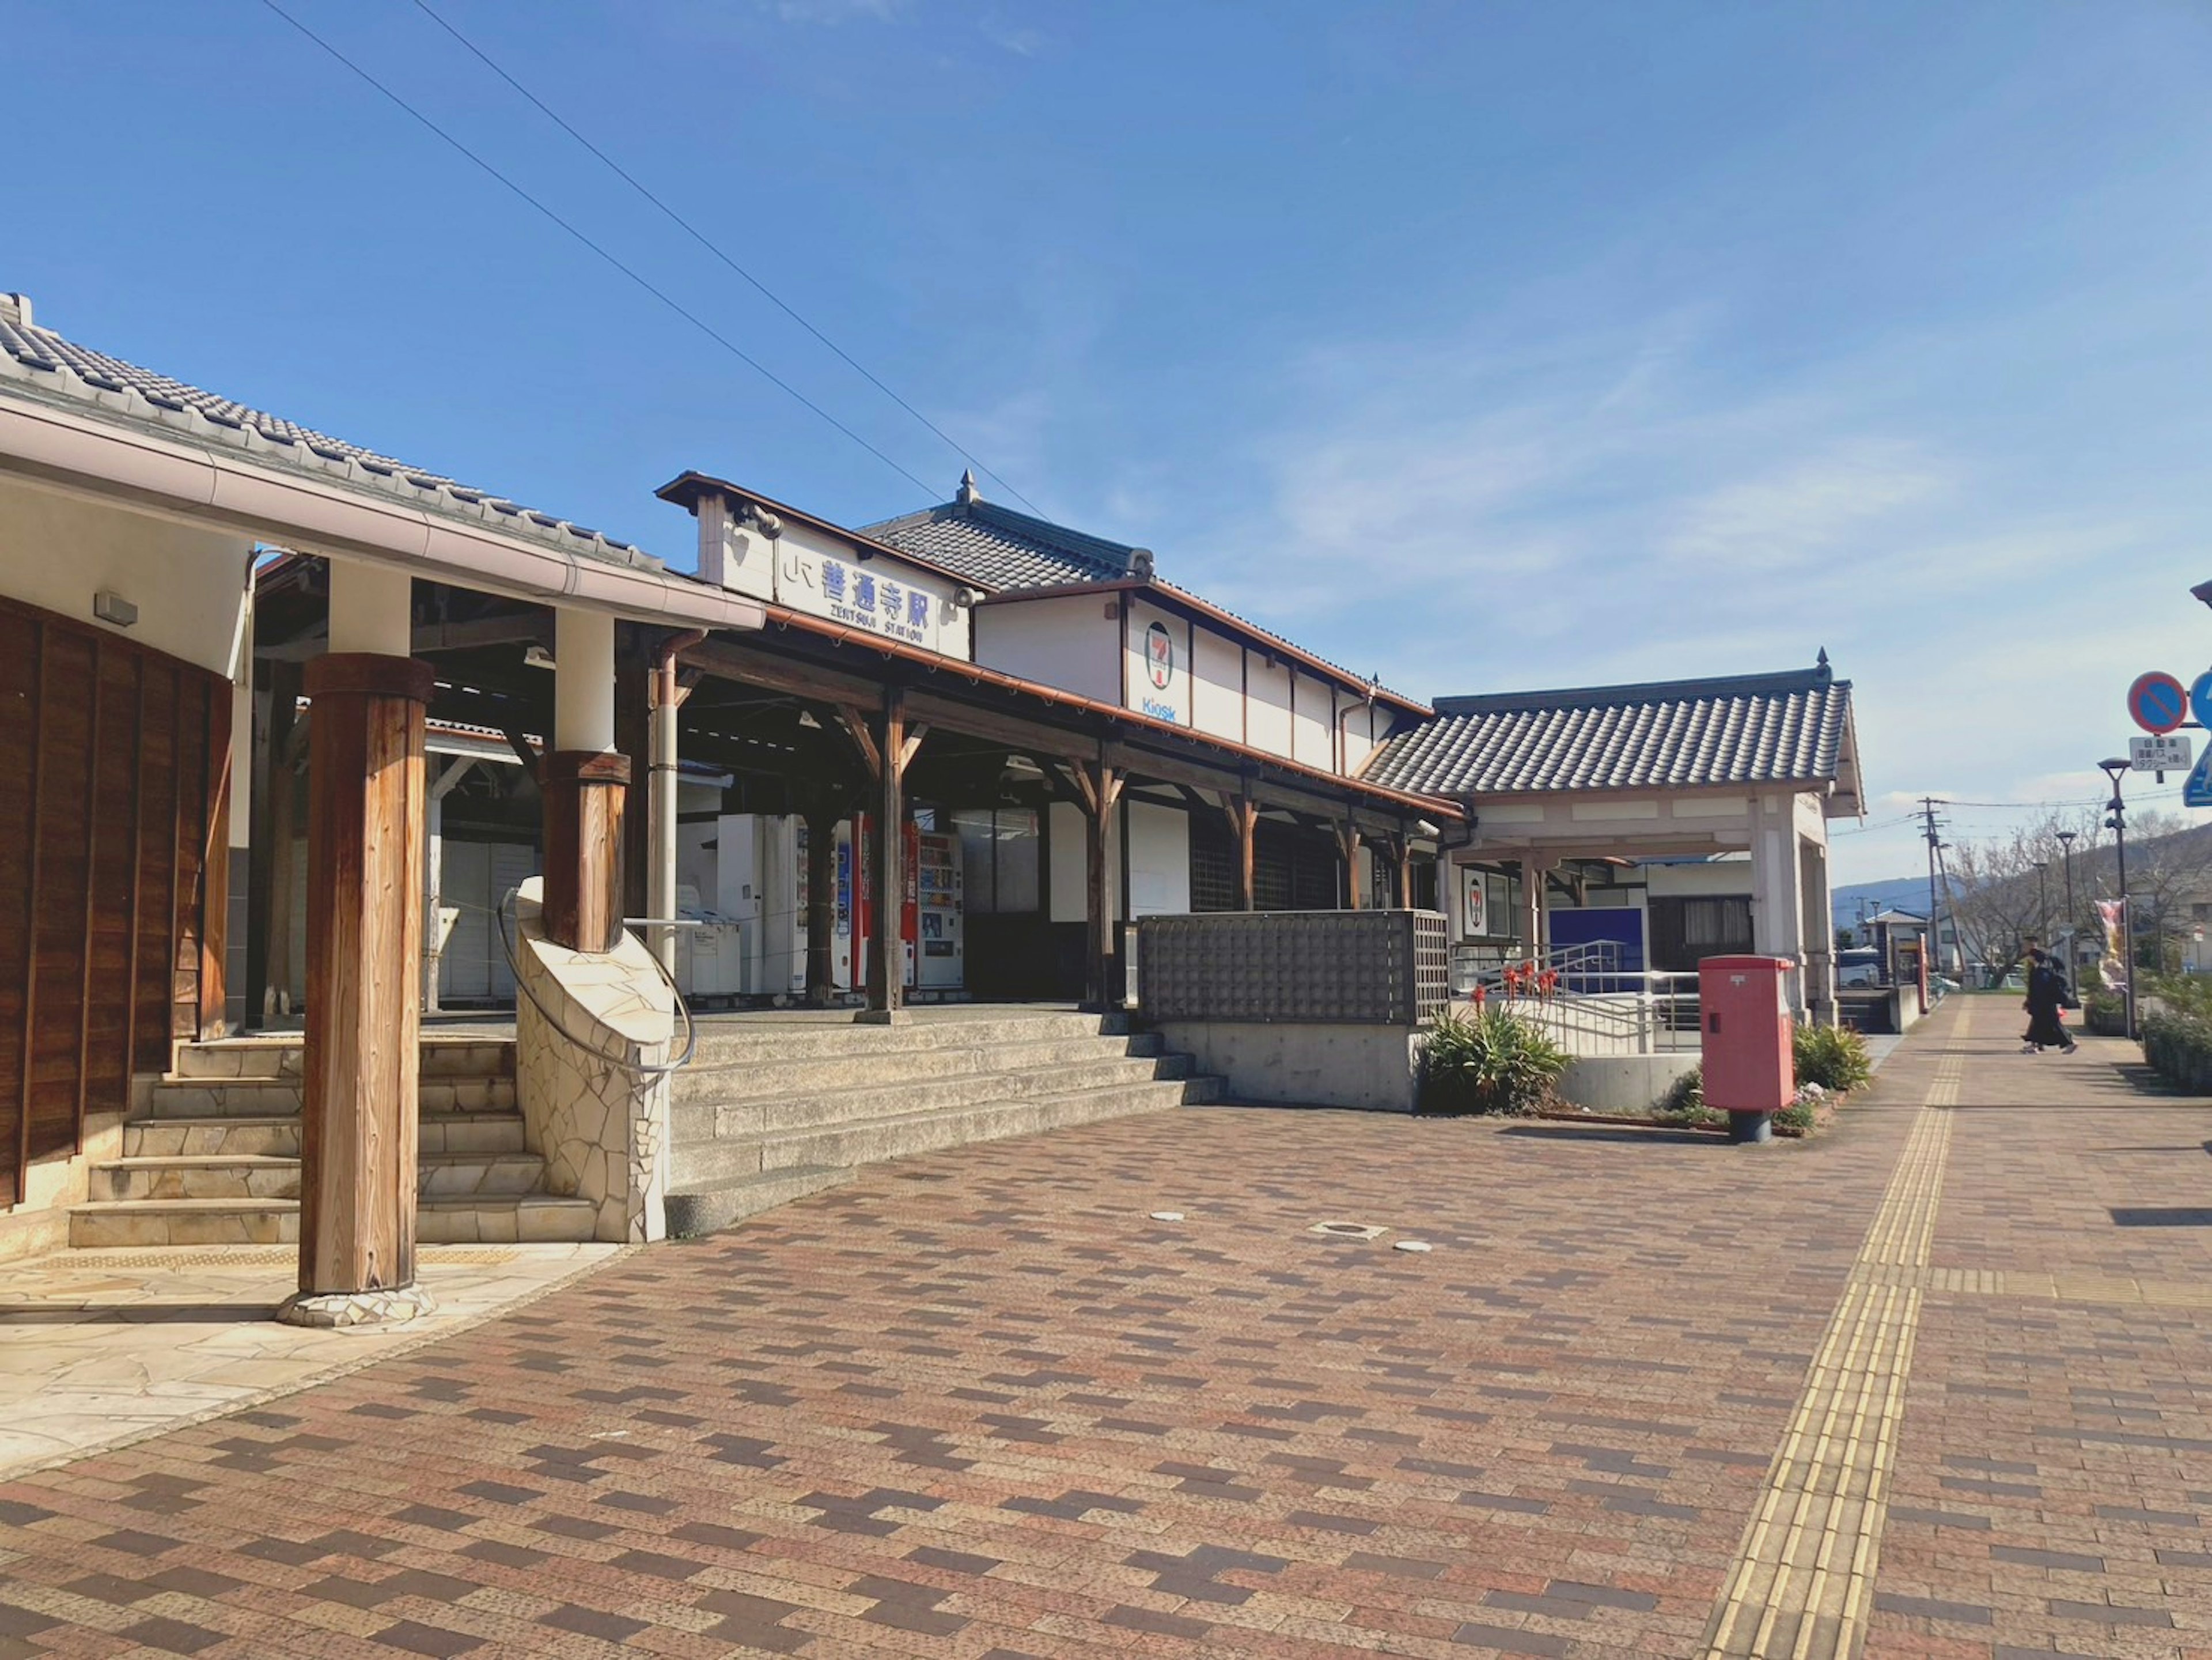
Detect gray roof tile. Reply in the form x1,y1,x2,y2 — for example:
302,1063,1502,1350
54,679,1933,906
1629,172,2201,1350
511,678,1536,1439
0,303,655,568
859,496,1137,591
1366,664,1858,803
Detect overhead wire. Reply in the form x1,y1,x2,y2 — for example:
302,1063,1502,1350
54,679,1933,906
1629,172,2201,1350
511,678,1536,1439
407,0,1043,517
255,0,941,500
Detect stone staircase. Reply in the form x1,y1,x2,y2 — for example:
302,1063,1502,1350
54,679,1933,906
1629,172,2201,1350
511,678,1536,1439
665,1009,1221,1236
70,1035,599,1247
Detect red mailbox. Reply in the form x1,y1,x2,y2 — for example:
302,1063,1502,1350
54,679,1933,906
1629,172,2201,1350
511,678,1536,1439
1699,955,1794,1142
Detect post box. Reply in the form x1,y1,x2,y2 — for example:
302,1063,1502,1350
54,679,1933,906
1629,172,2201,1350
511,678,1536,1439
1699,955,1794,1143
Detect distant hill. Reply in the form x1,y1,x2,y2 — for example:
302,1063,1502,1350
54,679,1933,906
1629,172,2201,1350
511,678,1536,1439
1834,876,1934,935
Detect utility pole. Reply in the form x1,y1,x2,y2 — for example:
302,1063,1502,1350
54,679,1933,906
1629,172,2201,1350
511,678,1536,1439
1920,797,1946,982
2099,758,2137,1042
2057,829,2077,996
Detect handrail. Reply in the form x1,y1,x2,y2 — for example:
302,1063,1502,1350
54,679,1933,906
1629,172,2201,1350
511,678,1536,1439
495,889,698,1077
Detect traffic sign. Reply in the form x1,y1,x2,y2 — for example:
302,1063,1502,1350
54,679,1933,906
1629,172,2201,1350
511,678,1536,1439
2133,733,2194,772
2188,748,2212,810
2129,671,2187,734
2194,671,2212,729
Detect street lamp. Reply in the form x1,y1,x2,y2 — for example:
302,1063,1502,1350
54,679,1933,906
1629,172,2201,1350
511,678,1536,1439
2056,829,2077,996
2099,758,2137,1042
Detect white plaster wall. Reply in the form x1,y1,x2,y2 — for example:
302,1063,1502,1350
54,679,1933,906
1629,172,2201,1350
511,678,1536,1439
1126,799,1191,917
1191,625,1243,744
1645,859,1753,897
1341,701,1377,777
1246,653,1291,757
1291,672,1332,770
1048,800,1122,923
0,476,251,679
976,593,1120,704
1123,598,1194,727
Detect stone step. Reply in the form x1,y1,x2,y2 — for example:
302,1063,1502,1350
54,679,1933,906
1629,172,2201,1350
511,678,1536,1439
671,1072,1221,1190
674,1052,1193,1142
145,1076,516,1120
686,1011,1124,1067
67,1192,599,1249
123,1113,528,1160
664,1164,853,1239
418,1195,599,1245
88,1147,548,1203
673,1031,1164,1104
172,1036,514,1082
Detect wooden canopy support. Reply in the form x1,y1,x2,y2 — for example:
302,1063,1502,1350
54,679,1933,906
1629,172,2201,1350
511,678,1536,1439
862,690,914,1019
1221,793,1259,912
1336,821,1365,912
1070,755,1127,1008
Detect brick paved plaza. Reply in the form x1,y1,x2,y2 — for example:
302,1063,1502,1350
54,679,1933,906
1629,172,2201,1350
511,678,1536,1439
4,997,2211,1658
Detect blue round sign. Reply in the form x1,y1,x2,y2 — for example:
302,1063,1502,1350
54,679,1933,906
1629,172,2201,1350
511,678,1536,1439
2130,671,2187,735
2192,671,2212,731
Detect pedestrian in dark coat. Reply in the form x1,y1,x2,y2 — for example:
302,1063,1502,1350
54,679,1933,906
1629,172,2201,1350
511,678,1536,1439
2021,949,2076,1054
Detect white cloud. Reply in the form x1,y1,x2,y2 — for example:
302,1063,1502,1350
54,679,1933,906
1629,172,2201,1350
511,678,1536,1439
1662,439,1949,569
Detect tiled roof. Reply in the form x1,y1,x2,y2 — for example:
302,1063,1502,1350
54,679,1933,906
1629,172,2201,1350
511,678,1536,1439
0,295,658,569
1365,663,1858,802
861,483,1139,591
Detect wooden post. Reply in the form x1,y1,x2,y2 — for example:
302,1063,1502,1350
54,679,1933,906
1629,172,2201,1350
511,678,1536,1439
286,652,435,1324
615,628,653,929
1075,757,1127,1008
1336,822,1365,912
198,687,233,1037
863,693,918,1020
540,751,631,953
804,796,839,1008
1222,793,1259,912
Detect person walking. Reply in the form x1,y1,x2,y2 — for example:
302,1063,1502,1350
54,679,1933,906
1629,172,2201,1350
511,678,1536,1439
2021,948,2077,1054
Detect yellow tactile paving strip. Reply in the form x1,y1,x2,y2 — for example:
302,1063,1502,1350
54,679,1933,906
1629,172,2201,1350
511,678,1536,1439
1698,1002,1972,1659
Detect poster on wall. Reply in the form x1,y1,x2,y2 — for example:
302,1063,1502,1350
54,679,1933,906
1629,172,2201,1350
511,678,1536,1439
1460,867,1488,936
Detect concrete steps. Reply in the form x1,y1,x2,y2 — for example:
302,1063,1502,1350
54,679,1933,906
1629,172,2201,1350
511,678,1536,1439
666,1011,1219,1238
69,1034,596,1249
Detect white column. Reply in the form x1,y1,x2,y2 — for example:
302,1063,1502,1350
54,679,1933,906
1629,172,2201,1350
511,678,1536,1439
649,680,679,971
554,608,616,753
328,561,413,656
1751,806,1806,1014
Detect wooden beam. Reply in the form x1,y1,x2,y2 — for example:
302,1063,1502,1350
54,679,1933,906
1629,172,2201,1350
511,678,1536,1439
259,607,557,663
801,793,841,1007
16,621,45,1201
1223,793,1259,912
866,692,906,1016
198,682,233,1037
682,636,886,711
904,689,1093,763
836,704,883,782
1101,739,1401,837
1082,757,1126,1008
499,727,541,781
897,722,930,777
1336,820,1364,912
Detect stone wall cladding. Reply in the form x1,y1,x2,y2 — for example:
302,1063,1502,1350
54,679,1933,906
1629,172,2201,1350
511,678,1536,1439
512,894,675,1246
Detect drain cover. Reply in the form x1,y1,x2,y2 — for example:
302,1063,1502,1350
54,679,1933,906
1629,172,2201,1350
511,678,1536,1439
1309,1221,1388,1241
1149,1211,1185,1222
1393,1239,1435,1253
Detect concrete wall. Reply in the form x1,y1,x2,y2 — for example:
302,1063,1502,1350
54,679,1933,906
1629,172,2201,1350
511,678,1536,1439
1557,1054,1700,1116
1158,1020,1419,1113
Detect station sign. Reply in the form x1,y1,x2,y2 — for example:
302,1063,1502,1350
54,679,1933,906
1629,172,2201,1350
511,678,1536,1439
2131,733,2192,772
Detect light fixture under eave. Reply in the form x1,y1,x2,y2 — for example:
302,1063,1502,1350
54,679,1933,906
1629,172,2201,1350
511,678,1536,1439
93,589,137,628
523,644,556,671
797,710,822,729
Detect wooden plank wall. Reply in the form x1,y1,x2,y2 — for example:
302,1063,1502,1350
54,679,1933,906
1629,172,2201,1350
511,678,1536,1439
0,594,230,1206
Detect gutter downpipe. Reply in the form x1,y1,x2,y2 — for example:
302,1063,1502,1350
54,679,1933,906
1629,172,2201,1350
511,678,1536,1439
650,629,709,973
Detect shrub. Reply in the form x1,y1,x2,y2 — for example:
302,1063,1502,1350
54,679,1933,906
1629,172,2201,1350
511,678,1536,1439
1775,1099,1817,1134
1417,1005,1569,1117
2083,990,2127,1036
1655,1066,1723,1127
2142,1009,2212,1093
1792,1023,1872,1095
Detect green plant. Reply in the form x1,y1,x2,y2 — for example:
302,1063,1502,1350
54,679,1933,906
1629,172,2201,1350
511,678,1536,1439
1655,1066,1723,1127
1775,1100,1817,1134
2083,990,2126,1037
2142,1009,2212,1092
1416,1005,1569,1117
1791,1024,1872,1095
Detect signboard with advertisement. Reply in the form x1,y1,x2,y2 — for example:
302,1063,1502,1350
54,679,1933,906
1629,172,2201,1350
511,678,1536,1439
1460,866,1488,937
725,517,968,657
1123,600,1192,726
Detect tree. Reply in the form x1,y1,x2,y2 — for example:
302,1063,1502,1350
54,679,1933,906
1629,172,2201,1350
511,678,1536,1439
1941,810,2107,980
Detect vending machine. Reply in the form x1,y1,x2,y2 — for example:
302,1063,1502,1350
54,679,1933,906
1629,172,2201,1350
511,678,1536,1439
714,814,805,999
835,817,962,993
915,830,964,989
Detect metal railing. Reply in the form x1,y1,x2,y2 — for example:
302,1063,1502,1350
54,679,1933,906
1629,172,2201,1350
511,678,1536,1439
495,890,698,1077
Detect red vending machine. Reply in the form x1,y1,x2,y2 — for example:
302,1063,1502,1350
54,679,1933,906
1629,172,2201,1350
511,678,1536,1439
1699,955,1794,1143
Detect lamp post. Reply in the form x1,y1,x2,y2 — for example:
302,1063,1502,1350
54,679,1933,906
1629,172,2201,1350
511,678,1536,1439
2099,758,2136,1042
2056,829,2077,996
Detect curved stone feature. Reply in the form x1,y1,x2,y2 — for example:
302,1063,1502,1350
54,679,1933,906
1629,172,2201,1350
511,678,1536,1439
274,1283,437,1329
510,879,677,1246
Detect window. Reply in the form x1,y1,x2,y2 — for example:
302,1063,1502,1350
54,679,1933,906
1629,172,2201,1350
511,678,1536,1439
954,807,1041,916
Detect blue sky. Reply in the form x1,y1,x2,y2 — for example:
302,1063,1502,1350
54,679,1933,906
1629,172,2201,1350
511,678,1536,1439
8,1,2210,883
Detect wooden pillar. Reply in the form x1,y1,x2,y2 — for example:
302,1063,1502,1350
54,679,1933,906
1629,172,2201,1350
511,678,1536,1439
864,693,909,1019
197,685,233,1037
1521,854,1550,962
1223,793,1258,912
286,652,435,1324
1382,831,1412,909
1076,757,1127,1008
803,796,840,1008
541,752,631,952
1336,822,1364,912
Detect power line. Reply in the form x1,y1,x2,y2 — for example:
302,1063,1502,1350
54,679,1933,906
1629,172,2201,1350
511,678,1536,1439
255,0,941,501
406,0,1043,517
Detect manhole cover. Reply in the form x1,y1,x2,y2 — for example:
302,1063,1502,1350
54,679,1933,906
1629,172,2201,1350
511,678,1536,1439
1309,1221,1387,1241
1149,1211,1185,1222
1393,1239,1435,1253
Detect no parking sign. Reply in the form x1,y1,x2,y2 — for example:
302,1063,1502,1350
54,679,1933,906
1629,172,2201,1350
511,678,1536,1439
2128,671,2188,735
